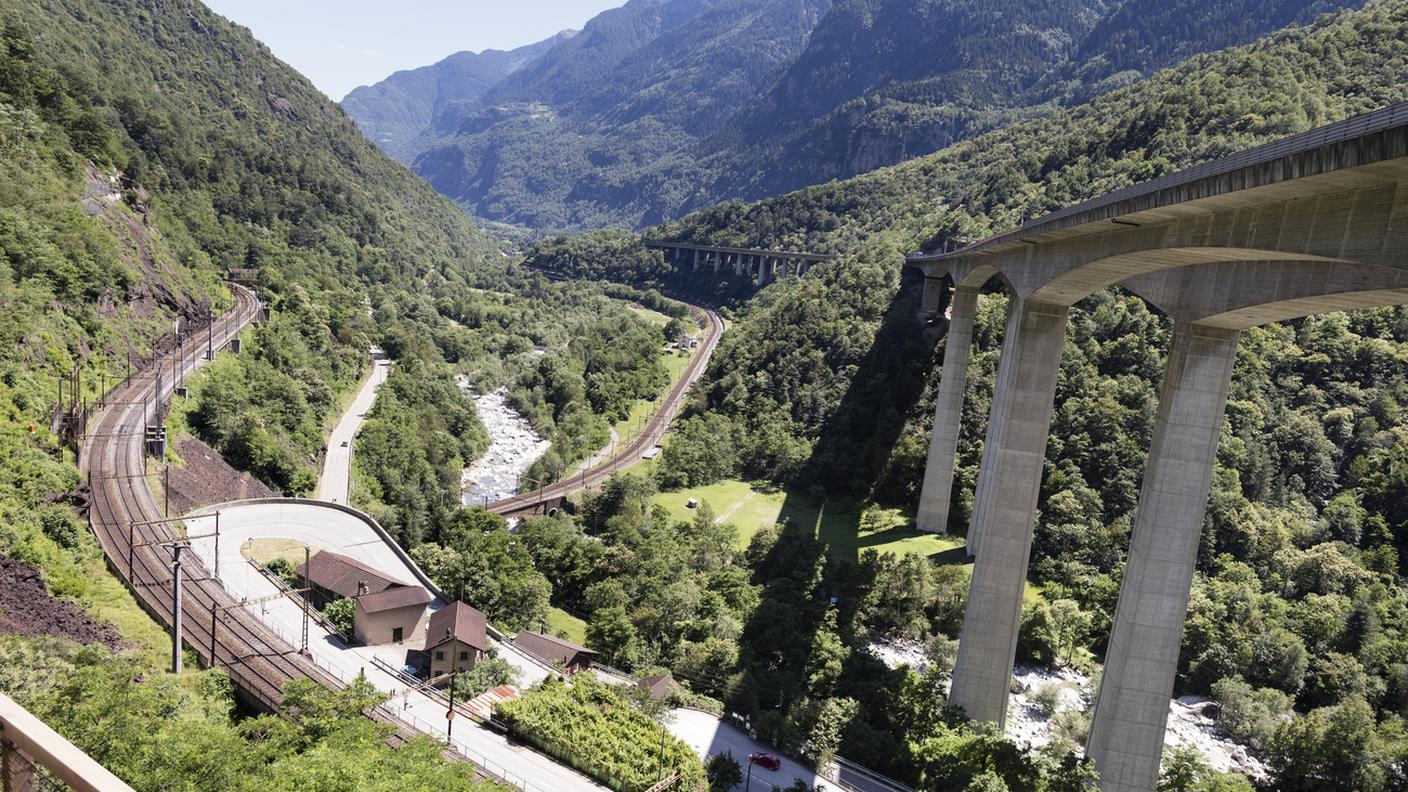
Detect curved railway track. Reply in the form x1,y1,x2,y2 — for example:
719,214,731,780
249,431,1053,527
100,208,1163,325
80,285,333,709
488,304,724,517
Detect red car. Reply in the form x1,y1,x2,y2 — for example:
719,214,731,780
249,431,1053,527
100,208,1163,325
749,752,781,771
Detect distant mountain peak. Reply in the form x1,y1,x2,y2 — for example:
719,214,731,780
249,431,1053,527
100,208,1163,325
340,29,575,159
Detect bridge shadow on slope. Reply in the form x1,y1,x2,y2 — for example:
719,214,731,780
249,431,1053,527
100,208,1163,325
717,267,955,784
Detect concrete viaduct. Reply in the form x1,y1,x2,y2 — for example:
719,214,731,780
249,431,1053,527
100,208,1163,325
643,240,833,285
905,100,1408,792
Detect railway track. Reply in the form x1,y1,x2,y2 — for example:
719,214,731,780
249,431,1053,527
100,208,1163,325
80,285,334,709
488,303,724,517
75,285,584,788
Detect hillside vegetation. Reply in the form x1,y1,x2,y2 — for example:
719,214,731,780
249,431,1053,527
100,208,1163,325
0,0,671,787
529,1,1408,789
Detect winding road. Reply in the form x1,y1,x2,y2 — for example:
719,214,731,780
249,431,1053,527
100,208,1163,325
317,346,390,504
488,305,724,516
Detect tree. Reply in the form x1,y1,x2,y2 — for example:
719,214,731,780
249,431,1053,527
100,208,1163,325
706,751,743,791
1159,746,1254,791
451,656,519,700
587,605,641,668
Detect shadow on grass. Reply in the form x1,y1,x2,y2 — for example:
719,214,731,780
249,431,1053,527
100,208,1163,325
725,268,957,783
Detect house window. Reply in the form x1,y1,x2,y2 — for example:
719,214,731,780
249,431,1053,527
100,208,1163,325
435,651,444,661
459,651,469,661
392,627,404,643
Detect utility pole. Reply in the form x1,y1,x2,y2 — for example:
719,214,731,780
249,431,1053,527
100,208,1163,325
207,305,214,361
301,546,310,653
171,543,185,675
657,728,667,782
446,668,458,745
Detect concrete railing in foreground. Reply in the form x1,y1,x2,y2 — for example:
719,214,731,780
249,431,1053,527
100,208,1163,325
0,692,133,792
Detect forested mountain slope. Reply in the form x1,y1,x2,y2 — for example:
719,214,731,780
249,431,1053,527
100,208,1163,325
405,0,830,230
0,0,525,784
527,1,1408,786
350,0,1365,231
703,0,1367,201
341,30,574,160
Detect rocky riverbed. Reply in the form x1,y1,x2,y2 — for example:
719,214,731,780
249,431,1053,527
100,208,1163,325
459,379,551,506
866,640,1268,782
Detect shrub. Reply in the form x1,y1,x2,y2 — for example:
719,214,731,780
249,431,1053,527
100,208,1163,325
322,597,355,637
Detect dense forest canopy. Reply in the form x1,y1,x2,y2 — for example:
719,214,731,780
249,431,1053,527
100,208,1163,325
525,1,1408,788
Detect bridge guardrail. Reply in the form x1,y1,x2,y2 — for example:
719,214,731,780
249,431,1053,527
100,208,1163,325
1,692,134,792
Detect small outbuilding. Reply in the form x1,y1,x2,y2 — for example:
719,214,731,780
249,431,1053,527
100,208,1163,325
426,601,488,682
513,631,598,673
637,672,679,701
353,585,431,646
296,550,430,646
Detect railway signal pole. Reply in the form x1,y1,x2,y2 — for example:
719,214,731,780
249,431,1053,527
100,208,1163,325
446,668,458,745
171,542,186,674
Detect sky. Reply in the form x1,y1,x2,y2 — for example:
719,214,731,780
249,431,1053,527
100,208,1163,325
203,1,626,101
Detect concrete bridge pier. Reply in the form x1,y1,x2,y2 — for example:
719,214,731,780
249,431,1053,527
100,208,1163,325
733,254,743,277
949,297,1069,725
1087,323,1240,792
916,283,978,533
757,255,769,285
693,249,700,270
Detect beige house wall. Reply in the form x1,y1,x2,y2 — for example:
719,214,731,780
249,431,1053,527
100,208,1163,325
353,603,428,646
428,638,481,681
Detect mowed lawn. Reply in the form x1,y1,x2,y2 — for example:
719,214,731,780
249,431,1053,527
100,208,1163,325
650,479,967,562
547,607,588,644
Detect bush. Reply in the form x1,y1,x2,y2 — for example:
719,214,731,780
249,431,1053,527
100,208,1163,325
1210,676,1291,751
322,598,355,637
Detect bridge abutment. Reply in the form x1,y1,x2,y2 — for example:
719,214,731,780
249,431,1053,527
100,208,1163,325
949,297,1068,725
917,283,978,533
1087,323,1240,792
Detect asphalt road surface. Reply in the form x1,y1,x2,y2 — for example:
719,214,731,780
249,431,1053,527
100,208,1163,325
317,347,390,504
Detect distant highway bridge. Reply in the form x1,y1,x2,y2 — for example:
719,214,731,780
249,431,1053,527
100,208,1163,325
644,240,833,285
908,101,1408,792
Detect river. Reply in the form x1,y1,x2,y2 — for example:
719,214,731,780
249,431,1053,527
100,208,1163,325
458,377,551,507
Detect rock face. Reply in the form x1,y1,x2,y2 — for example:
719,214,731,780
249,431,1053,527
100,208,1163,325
458,382,550,506
168,437,277,516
